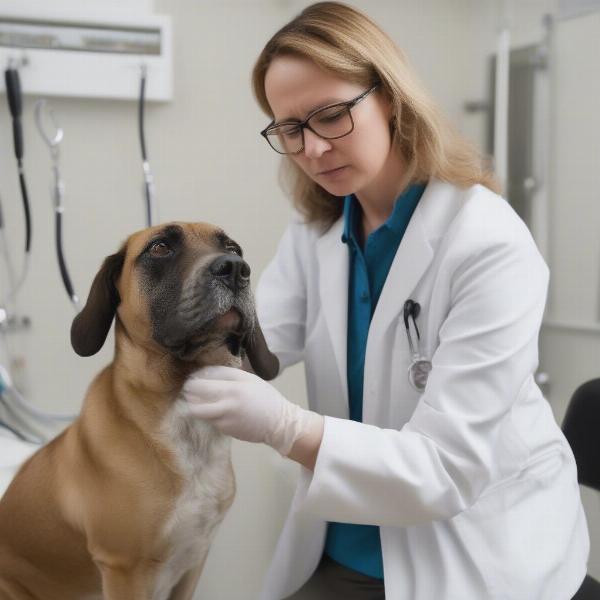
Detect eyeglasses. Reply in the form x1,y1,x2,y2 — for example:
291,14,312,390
260,84,379,155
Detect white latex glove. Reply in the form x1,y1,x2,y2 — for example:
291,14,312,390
182,366,323,457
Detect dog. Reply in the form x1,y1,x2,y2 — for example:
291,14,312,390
0,222,279,600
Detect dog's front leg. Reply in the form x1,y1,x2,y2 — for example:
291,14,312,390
98,562,153,600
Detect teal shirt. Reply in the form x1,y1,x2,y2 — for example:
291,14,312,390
324,182,426,579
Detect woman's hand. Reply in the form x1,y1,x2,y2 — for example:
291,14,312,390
182,366,324,467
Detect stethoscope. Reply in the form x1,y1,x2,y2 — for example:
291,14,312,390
34,99,80,311
4,60,32,303
138,64,158,227
403,299,432,391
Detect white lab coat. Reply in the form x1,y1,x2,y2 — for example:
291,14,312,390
256,179,589,600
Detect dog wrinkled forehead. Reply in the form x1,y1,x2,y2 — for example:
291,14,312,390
124,222,242,262
115,221,246,309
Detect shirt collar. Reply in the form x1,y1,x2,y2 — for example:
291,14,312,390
341,182,426,244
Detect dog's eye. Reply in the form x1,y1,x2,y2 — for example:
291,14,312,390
225,244,242,256
149,241,172,257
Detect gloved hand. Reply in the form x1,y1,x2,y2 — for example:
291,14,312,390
182,366,324,457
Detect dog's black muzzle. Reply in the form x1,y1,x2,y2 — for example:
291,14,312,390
153,253,255,361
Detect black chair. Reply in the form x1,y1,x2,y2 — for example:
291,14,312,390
562,378,600,600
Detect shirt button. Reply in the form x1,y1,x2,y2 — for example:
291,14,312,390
360,290,369,301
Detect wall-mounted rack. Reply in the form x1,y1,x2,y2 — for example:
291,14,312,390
0,8,172,101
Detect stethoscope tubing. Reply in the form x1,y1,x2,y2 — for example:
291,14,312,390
55,209,78,308
139,64,157,227
4,65,32,302
34,99,79,311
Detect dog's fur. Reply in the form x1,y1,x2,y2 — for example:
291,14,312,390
0,222,278,600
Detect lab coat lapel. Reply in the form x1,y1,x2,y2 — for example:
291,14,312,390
362,194,435,423
316,217,349,408
370,200,434,339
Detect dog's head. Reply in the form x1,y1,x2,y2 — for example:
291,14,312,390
70,222,279,380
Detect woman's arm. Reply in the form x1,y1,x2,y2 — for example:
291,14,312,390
254,216,310,371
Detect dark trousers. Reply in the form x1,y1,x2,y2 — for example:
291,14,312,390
571,575,600,599
284,556,594,600
283,555,385,600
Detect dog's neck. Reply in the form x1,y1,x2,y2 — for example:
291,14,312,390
94,335,233,479
107,322,237,427
112,338,188,399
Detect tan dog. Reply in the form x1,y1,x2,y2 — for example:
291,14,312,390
0,222,278,600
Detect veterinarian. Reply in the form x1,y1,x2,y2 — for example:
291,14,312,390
183,3,589,598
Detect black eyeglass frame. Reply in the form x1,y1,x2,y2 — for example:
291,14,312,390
260,84,380,155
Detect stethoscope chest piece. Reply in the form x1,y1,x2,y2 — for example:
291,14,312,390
404,299,432,392
408,358,432,391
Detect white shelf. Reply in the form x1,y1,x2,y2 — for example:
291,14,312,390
0,7,172,102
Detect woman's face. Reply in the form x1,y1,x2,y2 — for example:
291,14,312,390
264,55,398,200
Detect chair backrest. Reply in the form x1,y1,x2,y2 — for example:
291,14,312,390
562,378,600,492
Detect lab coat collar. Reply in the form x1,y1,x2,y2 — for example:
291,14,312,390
316,214,350,408
368,182,435,343
342,183,427,246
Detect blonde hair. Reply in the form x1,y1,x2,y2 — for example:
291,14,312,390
252,1,500,229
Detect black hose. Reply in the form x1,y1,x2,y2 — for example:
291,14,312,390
55,210,76,302
18,166,31,253
138,68,153,227
138,69,148,162
5,67,32,255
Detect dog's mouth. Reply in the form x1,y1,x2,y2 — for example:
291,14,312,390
219,310,247,358
187,308,245,356
169,307,249,361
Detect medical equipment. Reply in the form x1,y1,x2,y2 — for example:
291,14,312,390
0,364,76,446
139,64,158,226
34,99,79,310
0,193,18,304
4,62,31,302
0,365,74,424
0,204,32,434
403,299,432,391
0,377,44,445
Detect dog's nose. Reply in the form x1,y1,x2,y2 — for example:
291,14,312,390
209,254,251,291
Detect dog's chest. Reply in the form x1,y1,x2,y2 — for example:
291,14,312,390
152,402,235,600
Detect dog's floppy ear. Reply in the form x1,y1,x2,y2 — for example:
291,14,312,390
71,248,126,357
244,318,280,381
